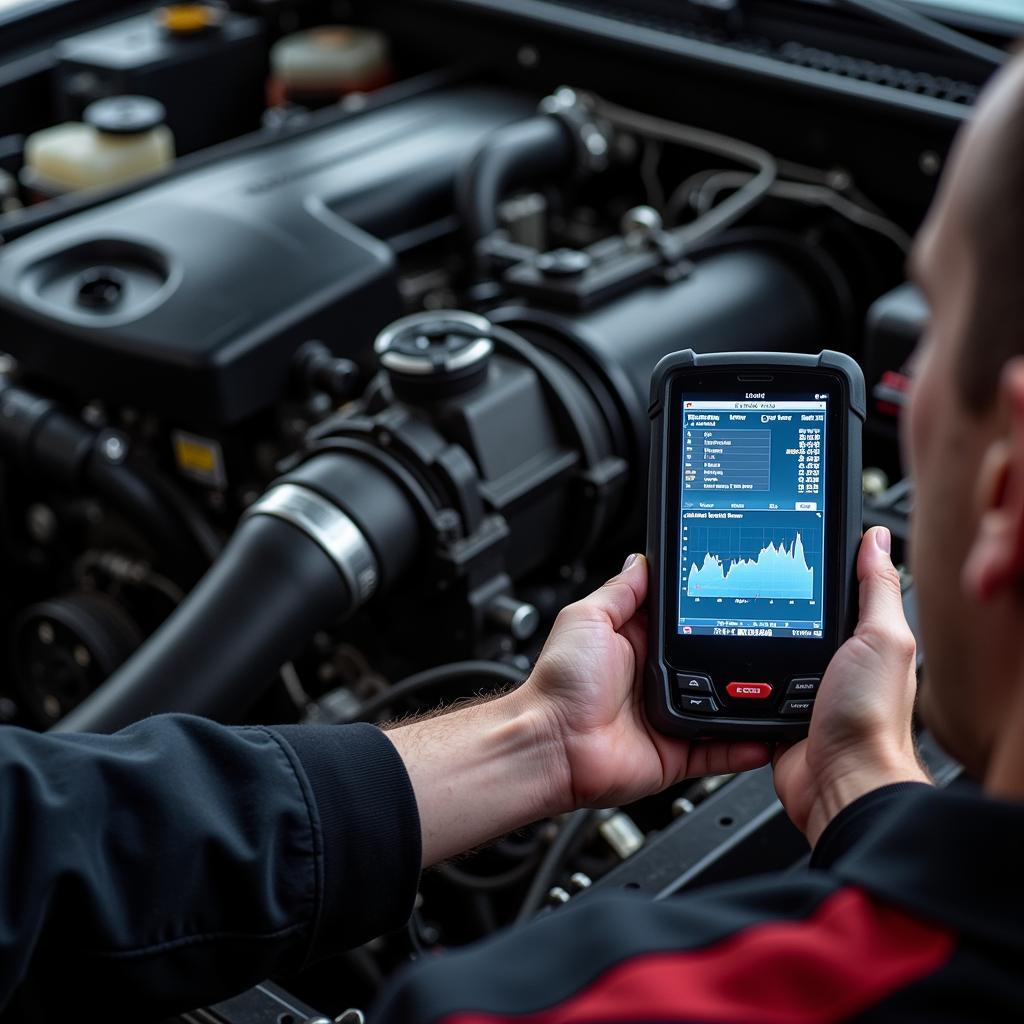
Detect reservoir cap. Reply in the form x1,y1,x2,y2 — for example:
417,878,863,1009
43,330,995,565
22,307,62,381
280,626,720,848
375,310,493,401
85,96,167,136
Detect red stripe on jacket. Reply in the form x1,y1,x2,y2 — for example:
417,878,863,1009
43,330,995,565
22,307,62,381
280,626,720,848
443,887,954,1024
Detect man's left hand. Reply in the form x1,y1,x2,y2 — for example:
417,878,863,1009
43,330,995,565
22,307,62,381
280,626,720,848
520,554,773,811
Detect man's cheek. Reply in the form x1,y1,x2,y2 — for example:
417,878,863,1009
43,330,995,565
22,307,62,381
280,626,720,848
904,354,936,478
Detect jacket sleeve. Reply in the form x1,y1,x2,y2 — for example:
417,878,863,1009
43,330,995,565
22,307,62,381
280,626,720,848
0,714,421,1021
809,781,932,869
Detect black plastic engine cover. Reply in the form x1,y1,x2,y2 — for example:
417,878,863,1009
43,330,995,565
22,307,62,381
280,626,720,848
0,85,532,429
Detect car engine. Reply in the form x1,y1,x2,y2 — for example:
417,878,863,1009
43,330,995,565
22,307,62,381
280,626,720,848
0,0,989,1017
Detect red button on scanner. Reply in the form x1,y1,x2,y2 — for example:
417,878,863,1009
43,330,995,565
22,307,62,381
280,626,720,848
726,681,773,700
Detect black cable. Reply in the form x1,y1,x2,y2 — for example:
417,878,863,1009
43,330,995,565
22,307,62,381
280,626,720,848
435,850,542,892
328,660,526,724
407,907,429,959
831,0,1007,69
515,809,595,924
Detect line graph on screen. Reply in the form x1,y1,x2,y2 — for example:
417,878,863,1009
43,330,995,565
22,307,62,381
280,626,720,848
685,526,818,601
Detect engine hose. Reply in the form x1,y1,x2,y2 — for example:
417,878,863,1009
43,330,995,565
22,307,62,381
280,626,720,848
84,446,214,580
456,114,575,247
53,515,355,733
55,451,420,733
515,809,596,923
0,383,214,578
435,851,542,892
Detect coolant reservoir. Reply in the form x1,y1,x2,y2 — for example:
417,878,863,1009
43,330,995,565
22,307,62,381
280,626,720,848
268,26,392,108
23,96,174,197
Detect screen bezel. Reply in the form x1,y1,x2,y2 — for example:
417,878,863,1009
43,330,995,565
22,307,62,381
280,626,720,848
661,365,850,693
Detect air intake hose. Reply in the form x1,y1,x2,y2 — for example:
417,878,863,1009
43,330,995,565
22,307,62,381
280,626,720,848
55,453,419,733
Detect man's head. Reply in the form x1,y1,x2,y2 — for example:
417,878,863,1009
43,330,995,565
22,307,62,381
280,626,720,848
907,51,1024,778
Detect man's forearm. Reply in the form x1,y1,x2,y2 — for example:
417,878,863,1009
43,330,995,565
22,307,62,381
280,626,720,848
385,688,570,867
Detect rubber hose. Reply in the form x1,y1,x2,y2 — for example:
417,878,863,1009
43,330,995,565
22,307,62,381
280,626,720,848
54,515,353,733
456,115,575,246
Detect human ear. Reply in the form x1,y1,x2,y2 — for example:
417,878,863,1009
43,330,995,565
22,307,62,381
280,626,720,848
962,360,1024,602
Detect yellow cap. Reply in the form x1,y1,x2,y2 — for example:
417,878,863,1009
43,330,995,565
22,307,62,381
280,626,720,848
157,4,221,35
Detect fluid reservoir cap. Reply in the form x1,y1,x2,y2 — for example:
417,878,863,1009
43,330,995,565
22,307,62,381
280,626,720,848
84,96,167,136
157,3,223,35
374,311,494,400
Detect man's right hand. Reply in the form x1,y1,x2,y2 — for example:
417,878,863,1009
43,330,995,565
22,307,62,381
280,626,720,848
773,526,931,846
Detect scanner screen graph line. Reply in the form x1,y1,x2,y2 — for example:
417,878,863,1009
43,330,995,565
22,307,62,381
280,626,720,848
686,529,815,601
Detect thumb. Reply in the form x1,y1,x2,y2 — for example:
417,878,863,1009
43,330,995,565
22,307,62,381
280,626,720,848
855,527,907,637
578,553,648,631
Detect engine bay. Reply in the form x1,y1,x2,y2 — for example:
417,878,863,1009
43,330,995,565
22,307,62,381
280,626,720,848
0,0,997,1017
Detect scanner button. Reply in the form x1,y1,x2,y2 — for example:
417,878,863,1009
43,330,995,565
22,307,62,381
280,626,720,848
781,699,815,716
786,677,821,697
726,681,773,700
679,696,719,714
676,673,712,694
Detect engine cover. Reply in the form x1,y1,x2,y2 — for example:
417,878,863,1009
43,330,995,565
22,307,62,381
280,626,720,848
0,84,532,429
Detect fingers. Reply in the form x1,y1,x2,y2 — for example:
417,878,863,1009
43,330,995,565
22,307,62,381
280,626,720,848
685,740,772,778
772,741,796,768
571,553,648,631
855,528,913,656
620,608,648,665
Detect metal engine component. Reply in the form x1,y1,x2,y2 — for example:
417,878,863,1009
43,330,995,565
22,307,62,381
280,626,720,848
13,591,143,725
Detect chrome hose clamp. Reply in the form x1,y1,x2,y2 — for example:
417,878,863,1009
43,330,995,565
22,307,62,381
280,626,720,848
244,483,379,606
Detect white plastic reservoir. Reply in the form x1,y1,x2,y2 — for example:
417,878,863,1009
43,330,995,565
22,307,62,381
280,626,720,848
24,95,175,196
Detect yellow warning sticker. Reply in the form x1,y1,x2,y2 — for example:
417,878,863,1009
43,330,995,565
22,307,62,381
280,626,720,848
172,431,225,487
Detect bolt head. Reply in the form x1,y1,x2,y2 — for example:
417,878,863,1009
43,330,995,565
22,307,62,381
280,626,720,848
101,434,127,462
517,45,540,68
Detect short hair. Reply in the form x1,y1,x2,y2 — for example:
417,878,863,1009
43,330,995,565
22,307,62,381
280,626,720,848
958,50,1024,413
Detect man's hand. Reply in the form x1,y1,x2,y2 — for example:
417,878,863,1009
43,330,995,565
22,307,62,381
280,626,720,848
387,554,770,866
773,527,931,846
519,553,772,811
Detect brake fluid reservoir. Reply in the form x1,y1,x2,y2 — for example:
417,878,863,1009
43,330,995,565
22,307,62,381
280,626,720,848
23,96,174,197
268,26,391,108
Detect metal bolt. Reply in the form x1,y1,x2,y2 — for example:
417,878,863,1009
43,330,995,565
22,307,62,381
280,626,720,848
487,595,540,641
568,872,592,892
536,248,592,278
37,622,55,645
101,432,127,463
919,150,942,177
26,504,57,544
597,810,645,860
582,125,608,159
672,797,696,817
81,402,106,428
517,45,540,68
73,645,91,669
546,886,571,906
862,466,889,498
621,205,664,241
826,168,852,192
335,1011,366,1024
43,695,61,720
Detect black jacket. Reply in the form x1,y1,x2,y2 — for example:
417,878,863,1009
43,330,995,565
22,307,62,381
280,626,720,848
0,714,420,1019
378,781,1023,1023
2,714,1020,1021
